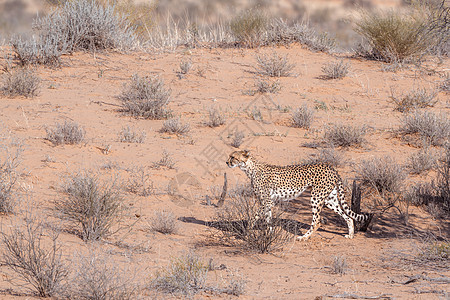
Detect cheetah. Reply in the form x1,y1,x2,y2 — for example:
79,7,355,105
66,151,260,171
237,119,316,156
226,150,372,240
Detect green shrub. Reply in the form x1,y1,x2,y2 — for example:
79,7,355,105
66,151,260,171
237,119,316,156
230,9,268,47
355,9,429,62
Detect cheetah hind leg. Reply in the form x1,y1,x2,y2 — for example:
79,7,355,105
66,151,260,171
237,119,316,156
326,187,355,239
297,204,322,241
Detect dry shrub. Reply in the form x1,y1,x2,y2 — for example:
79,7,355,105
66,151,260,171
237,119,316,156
255,52,295,77
230,130,245,148
355,156,406,197
253,77,281,94
398,110,450,146
159,117,190,135
212,195,296,253
230,9,268,47
119,74,171,120
68,250,138,300
1,68,40,98
330,255,348,275
407,146,437,174
126,166,153,196
205,106,226,128
323,124,367,148
305,147,343,168
291,104,314,129
152,150,175,169
150,210,177,234
405,144,450,218
45,121,85,146
117,125,146,143
321,60,350,79
389,88,437,112
54,172,126,241
0,138,22,214
151,251,208,296
0,219,68,297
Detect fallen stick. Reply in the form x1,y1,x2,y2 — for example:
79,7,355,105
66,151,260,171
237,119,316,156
217,172,227,207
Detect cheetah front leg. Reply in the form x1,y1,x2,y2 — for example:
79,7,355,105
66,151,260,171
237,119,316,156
251,197,273,230
298,192,324,241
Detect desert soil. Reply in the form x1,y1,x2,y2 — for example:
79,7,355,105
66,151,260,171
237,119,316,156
0,43,449,299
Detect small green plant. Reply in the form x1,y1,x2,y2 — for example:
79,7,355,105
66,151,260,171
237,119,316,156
117,125,146,143
321,60,350,79
389,88,437,112
255,52,295,77
150,210,177,234
159,117,190,135
323,124,367,147
230,9,268,48
54,172,125,241
291,104,314,129
1,68,40,97
45,121,85,145
119,74,171,120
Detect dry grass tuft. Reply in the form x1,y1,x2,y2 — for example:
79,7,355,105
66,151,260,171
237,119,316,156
45,121,85,146
1,68,40,97
254,52,295,77
117,125,146,143
389,88,438,112
291,104,315,129
150,210,177,234
321,60,350,79
205,106,226,128
230,9,268,47
119,74,171,120
159,117,190,135
323,124,367,148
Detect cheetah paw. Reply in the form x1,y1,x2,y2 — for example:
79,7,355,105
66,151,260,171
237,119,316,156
344,234,354,239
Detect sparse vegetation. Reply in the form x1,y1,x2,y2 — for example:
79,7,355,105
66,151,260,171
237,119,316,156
405,144,450,218
230,9,268,47
323,124,367,147
255,52,295,77
159,117,191,135
151,251,208,295
1,68,40,97
231,130,245,148
205,106,226,128
178,59,192,77
117,125,146,143
213,194,296,253
398,110,450,146
254,78,281,94
355,156,406,197
119,74,172,120
0,219,68,297
0,137,22,214
68,251,138,299
248,106,263,121
150,210,177,234
306,147,343,168
389,88,437,112
153,150,175,169
321,60,350,79
54,172,125,241
126,167,153,196
407,146,436,174
330,255,348,275
45,121,85,146
291,104,315,129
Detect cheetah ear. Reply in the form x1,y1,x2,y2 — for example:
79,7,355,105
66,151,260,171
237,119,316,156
242,150,250,158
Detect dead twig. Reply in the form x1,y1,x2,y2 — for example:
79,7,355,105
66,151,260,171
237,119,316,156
217,173,227,207
325,292,392,299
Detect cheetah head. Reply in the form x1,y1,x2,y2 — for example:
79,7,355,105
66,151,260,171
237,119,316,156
226,150,250,169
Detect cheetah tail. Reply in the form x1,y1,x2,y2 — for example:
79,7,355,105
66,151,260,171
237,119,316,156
336,179,371,224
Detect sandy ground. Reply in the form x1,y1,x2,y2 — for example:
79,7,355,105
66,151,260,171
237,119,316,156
0,42,449,299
